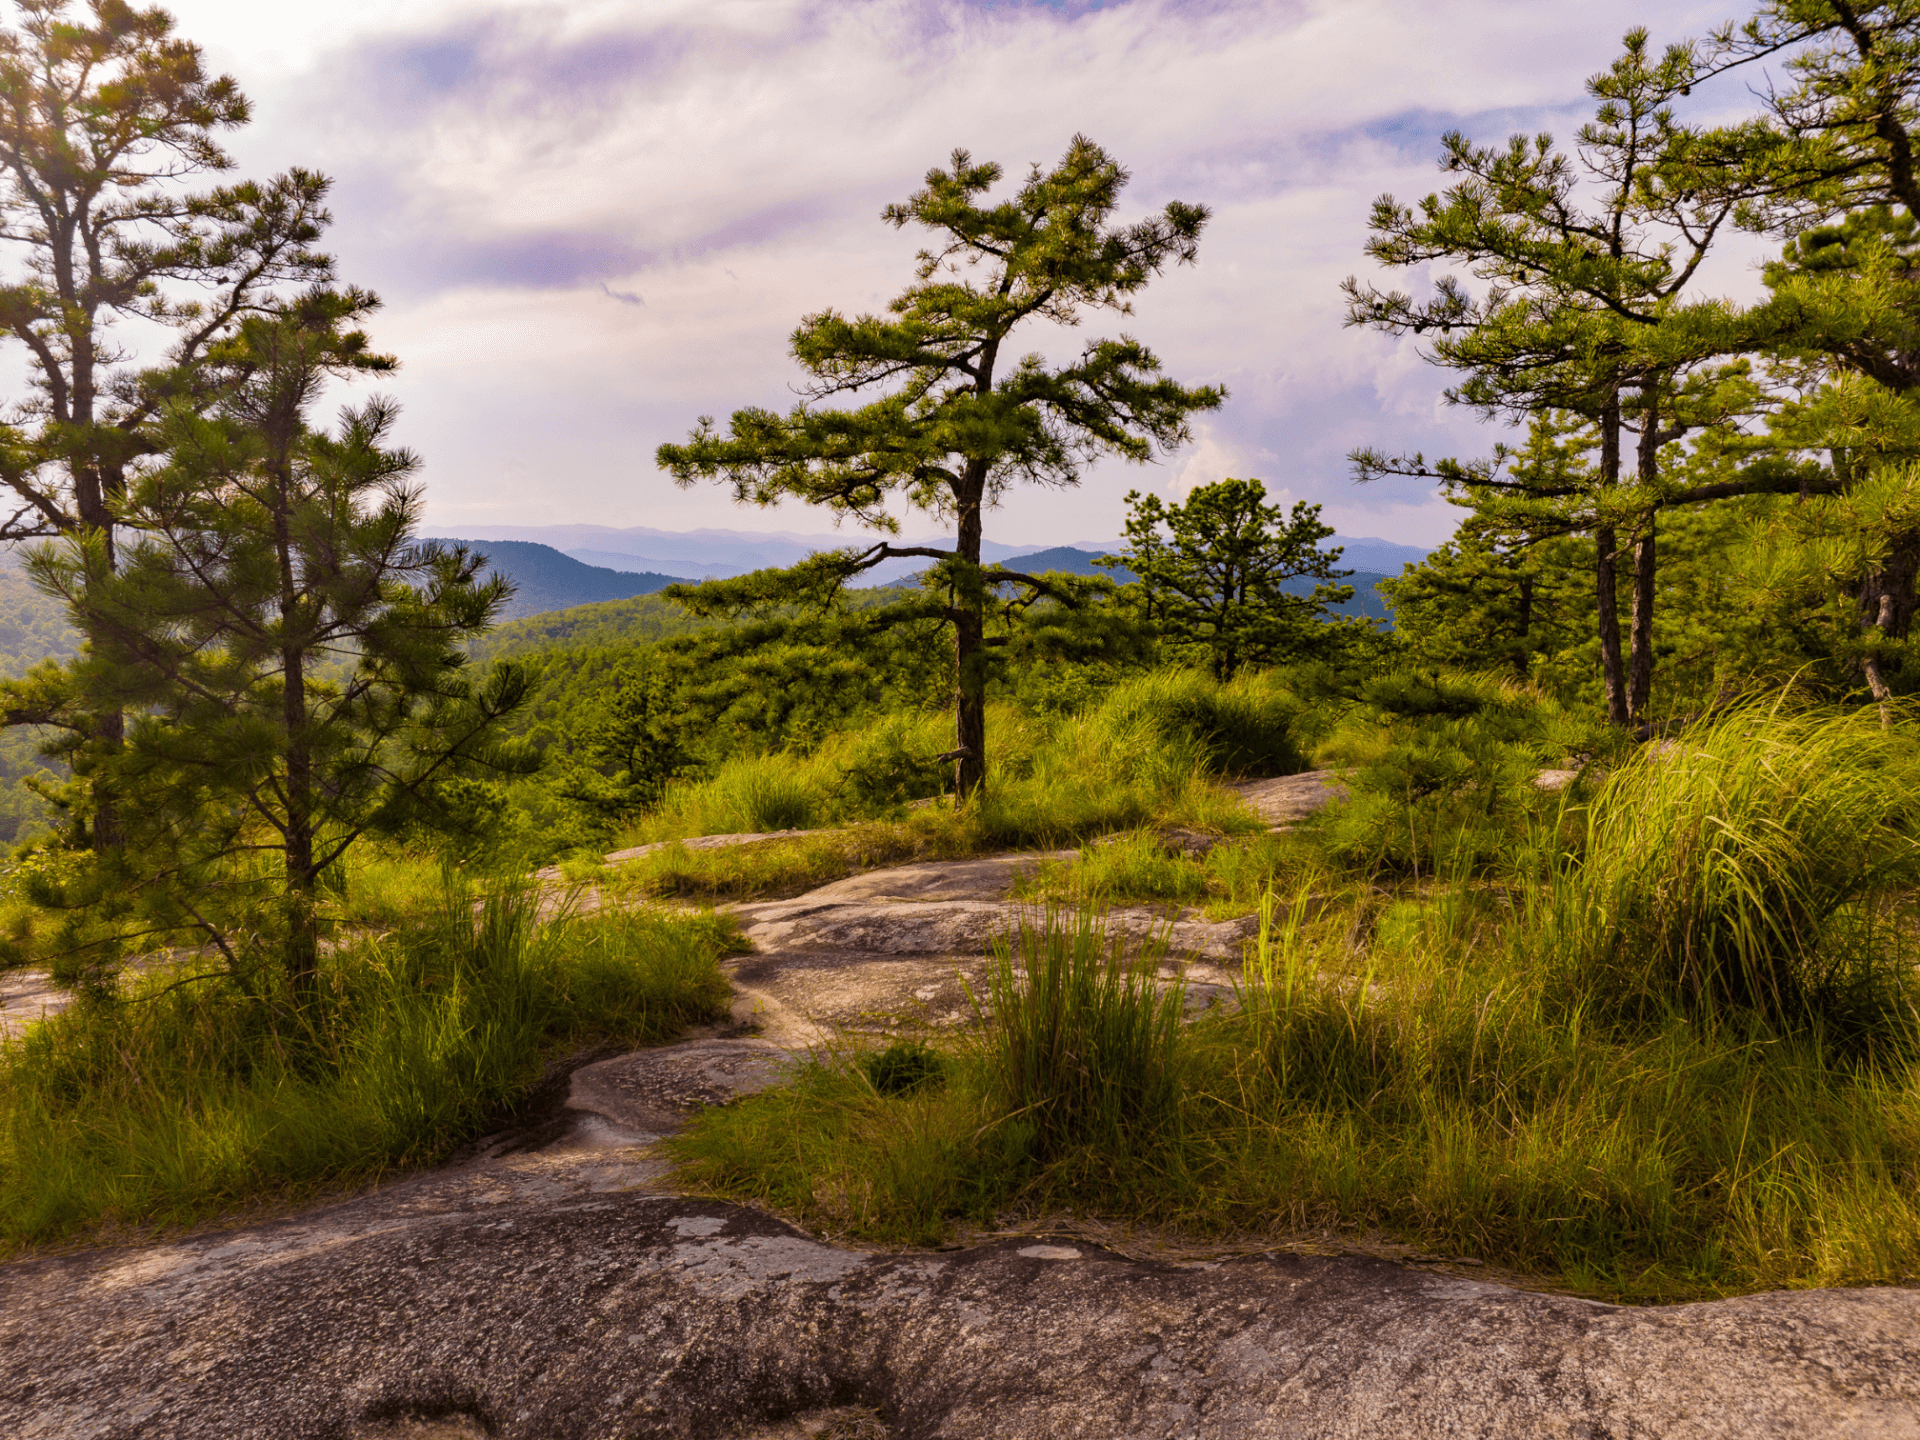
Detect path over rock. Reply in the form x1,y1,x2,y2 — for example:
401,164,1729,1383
3,1182,1916,1439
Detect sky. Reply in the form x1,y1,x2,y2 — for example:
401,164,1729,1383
146,0,1764,548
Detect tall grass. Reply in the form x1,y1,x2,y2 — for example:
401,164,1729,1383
1550,702,1920,1036
671,882,1920,1298
1220,889,1920,1293
981,909,1187,1166
647,753,827,837
0,878,735,1250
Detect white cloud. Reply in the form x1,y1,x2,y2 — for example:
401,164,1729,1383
139,0,1744,545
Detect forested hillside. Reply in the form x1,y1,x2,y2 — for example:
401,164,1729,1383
0,556,74,847
1006,544,1395,621
0,556,77,674
432,539,686,618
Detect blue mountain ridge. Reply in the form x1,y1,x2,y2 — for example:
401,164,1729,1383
439,538,1399,625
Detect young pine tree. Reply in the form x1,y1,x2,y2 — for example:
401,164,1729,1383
658,137,1223,796
1102,479,1354,679
27,291,533,995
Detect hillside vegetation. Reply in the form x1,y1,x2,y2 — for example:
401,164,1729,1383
1,2,1919,1307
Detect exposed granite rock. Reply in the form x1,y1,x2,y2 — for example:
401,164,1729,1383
4,1183,1916,1439
0,967,62,1042
10,831,1917,1439
723,870,1250,1047
1229,771,1349,829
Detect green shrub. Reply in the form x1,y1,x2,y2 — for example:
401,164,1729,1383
861,1040,947,1096
1309,668,1594,876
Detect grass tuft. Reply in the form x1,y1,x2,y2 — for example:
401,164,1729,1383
1551,701,1920,1038
981,908,1188,1165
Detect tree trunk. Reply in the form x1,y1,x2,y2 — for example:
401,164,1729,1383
952,469,988,799
1859,528,1919,727
74,472,127,848
1626,391,1663,723
283,659,318,998
1596,397,1629,726
273,457,319,997
1628,515,1656,722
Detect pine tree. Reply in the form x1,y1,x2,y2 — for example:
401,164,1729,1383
1697,1,1920,706
0,1,334,844
657,137,1223,796
28,291,532,994
1345,31,1773,723
1101,479,1353,679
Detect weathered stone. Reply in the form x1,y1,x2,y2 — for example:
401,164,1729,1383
1228,770,1349,829
788,852,1072,905
9,844,1918,1438
4,1183,1916,1439
0,967,62,1042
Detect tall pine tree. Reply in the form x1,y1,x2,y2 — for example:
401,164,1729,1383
28,290,532,994
0,1,334,845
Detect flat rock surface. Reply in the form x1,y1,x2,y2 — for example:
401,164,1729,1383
1230,770,1349,828
722,853,1247,1046
0,968,65,1042
4,1187,1916,1439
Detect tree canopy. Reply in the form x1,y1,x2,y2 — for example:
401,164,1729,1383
1103,479,1353,680
25,291,532,990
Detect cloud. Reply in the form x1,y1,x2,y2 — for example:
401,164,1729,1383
155,0,1743,546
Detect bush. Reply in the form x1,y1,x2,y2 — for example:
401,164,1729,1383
861,1040,947,1096
1308,668,1595,876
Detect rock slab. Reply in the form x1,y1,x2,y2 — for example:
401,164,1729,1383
3,1185,1917,1439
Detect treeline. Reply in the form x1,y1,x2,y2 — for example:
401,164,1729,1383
1348,18,1920,725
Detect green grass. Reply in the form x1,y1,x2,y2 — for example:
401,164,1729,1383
1011,830,1321,917
668,699,1920,1298
0,877,738,1251
617,668,1302,850
668,892,1920,1298
1549,700,1920,1038
604,780,1274,906
980,907,1187,1165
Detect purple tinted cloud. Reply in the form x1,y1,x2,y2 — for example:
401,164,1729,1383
180,0,1742,546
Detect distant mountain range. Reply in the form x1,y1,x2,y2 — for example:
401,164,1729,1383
425,539,685,620
440,532,1407,625
442,523,1432,591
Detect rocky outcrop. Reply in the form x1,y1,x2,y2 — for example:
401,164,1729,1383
1228,770,1349,828
4,1175,1917,1439
723,852,1251,1046
0,966,60,1043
